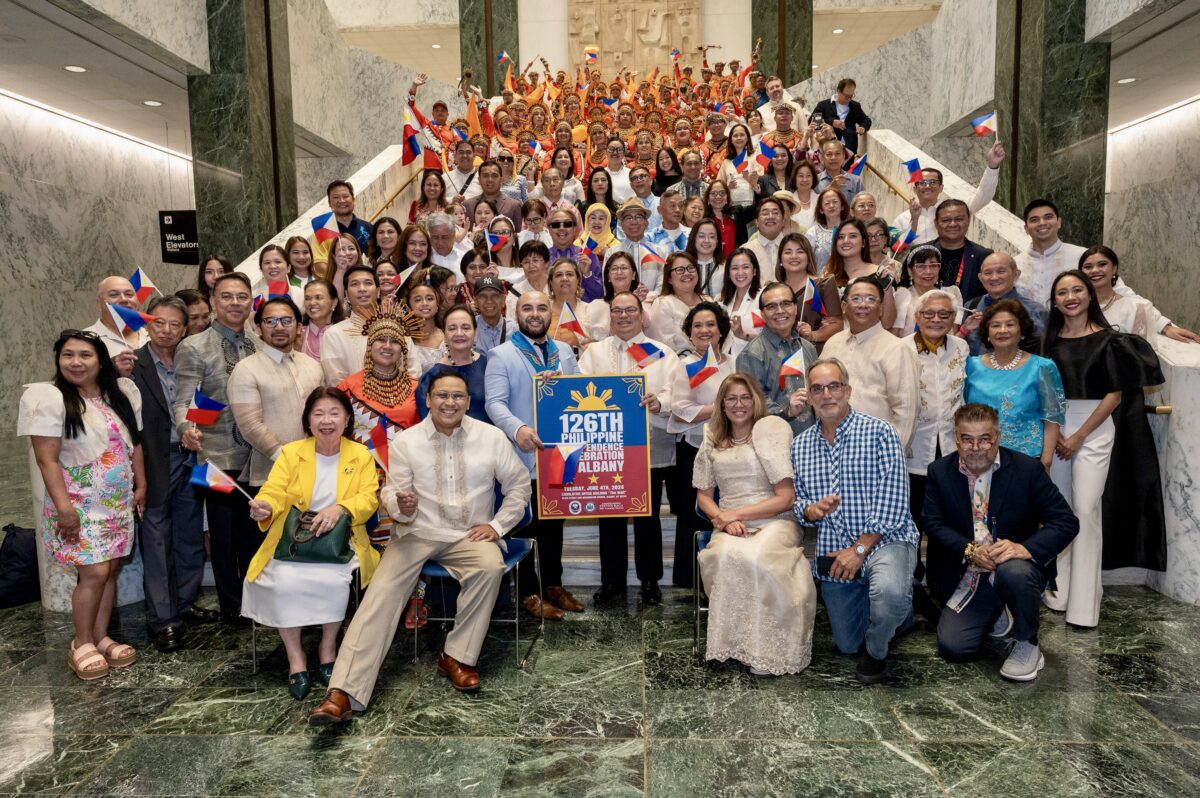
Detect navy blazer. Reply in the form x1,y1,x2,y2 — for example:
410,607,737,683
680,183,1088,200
918,238,993,303
812,98,872,155
922,447,1078,604
130,343,177,507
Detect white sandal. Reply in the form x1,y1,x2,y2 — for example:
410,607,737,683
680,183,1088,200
68,641,110,681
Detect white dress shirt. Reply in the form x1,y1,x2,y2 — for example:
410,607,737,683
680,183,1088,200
607,166,634,203
1014,239,1088,307
904,334,967,475
890,165,1001,242
821,321,920,447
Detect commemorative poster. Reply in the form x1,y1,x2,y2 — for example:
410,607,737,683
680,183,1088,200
533,373,651,520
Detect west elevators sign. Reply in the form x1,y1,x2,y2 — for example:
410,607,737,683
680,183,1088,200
158,210,200,265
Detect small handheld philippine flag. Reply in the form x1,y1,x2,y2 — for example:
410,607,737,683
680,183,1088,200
189,462,238,494
627,341,665,369
402,106,422,166
485,231,509,253
902,158,923,183
750,310,766,329
581,235,600,255
891,229,918,256
547,443,587,487
527,139,543,158
557,303,586,337
756,141,777,170
311,211,340,244
779,347,807,390
802,277,825,316
129,267,157,303
640,246,666,268
107,303,157,332
185,387,227,426
600,97,618,108
686,345,720,389
670,48,682,62
583,46,599,63
730,149,748,174
496,50,511,64
847,153,868,176
970,111,997,137
365,415,389,471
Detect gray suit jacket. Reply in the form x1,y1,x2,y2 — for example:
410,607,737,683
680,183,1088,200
131,343,175,507
484,338,579,475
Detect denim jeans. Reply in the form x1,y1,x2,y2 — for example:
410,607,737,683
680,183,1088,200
820,542,917,660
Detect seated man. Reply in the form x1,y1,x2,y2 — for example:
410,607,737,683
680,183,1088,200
960,253,1046,355
923,403,1077,682
792,357,919,684
310,371,531,723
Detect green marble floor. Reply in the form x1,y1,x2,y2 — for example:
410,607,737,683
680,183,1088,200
2,585,1200,797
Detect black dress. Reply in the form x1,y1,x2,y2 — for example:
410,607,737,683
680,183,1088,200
1047,329,1166,570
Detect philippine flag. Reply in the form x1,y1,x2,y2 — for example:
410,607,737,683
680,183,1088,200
365,415,389,471
189,462,237,494
779,347,807,390
891,229,918,256
496,50,511,64
557,303,586,337
583,46,599,63
640,247,666,269
527,139,543,159
847,153,868,176
670,48,682,62
902,158,923,183
756,141,777,170
686,345,720,389
970,111,997,137
107,303,156,332
185,387,226,426
600,97,618,108
547,443,586,487
311,211,340,244
402,106,422,166
129,267,157,304
750,310,766,329
802,277,825,316
581,235,600,255
627,341,665,369
485,230,509,253
730,150,749,174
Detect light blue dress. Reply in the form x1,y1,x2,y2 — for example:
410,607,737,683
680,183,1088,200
964,354,1066,458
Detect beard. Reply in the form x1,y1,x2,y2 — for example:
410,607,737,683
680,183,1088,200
517,315,548,339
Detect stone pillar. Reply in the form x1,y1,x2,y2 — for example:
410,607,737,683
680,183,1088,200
751,0,812,87
460,0,520,98
188,0,297,264
994,0,1109,245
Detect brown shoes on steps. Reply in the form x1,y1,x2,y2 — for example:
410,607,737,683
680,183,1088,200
546,586,585,613
308,688,353,726
437,651,481,691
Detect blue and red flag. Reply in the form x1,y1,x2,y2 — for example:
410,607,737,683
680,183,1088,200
107,303,156,332
129,267,157,304
686,345,720,389
802,277,825,316
730,149,748,174
847,153,868,176
640,247,665,269
756,141,777,170
253,281,291,311
600,97,618,108
546,443,586,487
557,303,586,337
496,51,511,64
670,48,682,63
902,158,923,183
189,462,237,494
970,111,997,137
891,229,918,256
581,235,600,255
627,341,665,369
485,231,509,253
311,211,339,244
402,106,422,166
366,415,389,471
185,388,226,426
583,46,599,64
779,347,807,390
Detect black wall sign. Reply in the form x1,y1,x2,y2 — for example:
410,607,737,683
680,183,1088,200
159,210,200,265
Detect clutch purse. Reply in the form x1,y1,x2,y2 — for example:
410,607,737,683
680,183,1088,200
273,506,353,564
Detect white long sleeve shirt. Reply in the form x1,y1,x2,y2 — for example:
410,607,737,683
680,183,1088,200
891,165,1001,243
820,322,920,447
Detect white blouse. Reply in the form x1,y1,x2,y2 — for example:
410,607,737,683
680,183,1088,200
720,289,763,358
18,379,143,467
668,353,738,448
646,293,710,356
904,335,968,475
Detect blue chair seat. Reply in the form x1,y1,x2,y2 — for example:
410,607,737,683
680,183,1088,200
420,537,533,579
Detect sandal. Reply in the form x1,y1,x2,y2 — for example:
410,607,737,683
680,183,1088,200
403,599,428,630
96,636,137,668
68,641,110,681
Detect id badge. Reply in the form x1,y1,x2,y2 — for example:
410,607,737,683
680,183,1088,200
947,572,981,614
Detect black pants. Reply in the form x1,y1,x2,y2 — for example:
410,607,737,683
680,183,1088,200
598,466,667,586
937,559,1046,661
515,480,563,597
203,471,261,614
139,447,206,630
670,441,710,588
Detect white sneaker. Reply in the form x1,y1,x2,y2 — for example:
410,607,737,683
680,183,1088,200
1000,640,1044,682
989,607,1014,638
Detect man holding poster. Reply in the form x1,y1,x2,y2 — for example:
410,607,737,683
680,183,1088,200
578,292,680,607
485,291,583,621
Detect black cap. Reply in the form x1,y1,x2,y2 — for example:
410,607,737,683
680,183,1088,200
474,276,503,294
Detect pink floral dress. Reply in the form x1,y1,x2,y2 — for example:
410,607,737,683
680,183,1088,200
43,398,135,566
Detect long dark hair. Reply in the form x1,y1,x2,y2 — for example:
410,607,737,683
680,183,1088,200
367,216,403,264
685,219,726,297
583,168,617,216
197,254,232,296
1041,269,1113,355
720,247,762,306
53,331,139,443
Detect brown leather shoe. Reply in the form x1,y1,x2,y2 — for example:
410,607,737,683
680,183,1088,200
521,594,565,620
437,651,481,692
308,688,353,726
546,586,585,613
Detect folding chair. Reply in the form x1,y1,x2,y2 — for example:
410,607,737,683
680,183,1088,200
692,491,717,657
250,569,361,675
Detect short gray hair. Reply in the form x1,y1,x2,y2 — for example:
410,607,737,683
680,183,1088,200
424,212,454,232
148,295,188,320
912,289,958,315
806,356,849,383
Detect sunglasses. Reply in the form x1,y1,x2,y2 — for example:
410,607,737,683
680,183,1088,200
548,221,574,229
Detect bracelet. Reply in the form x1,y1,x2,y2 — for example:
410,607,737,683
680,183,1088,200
964,541,978,564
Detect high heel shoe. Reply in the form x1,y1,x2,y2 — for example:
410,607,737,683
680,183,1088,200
316,662,334,687
288,670,312,700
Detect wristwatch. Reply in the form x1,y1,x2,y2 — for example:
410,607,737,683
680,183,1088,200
854,543,867,557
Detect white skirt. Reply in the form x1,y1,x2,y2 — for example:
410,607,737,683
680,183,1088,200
241,555,359,628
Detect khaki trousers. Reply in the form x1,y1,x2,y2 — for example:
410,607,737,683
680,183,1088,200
330,534,505,709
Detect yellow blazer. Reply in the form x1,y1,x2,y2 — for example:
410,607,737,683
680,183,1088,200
247,437,381,585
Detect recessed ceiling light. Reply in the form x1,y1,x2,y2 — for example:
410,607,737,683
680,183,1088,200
1116,77,1137,84
142,99,163,107
832,28,844,34
431,43,441,49
63,65,87,73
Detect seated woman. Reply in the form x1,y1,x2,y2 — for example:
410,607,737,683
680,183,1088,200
19,331,145,681
245,387,380,699
695,374,816,676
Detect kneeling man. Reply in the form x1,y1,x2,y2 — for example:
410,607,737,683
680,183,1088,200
311,371,531,723
923,403,1077,681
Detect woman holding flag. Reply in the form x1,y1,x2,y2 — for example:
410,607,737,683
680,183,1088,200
546,257,594,351
719,247,764,357
716,124,759,212
648,252,712,355
19,330,145,680
775,233,843,351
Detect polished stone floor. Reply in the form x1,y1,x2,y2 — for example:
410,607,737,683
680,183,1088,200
2,584,1200,797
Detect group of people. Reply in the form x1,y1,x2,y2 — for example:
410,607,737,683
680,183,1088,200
16,53,1193,708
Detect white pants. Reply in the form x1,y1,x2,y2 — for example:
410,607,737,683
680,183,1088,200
1045,399,1114,628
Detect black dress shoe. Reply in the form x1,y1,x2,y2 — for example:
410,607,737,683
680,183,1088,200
288,670,312,700
220,610,252,628
640,581,663,606
855,652,888,684
592,584,626,607
151,625,184,653
181,606,219,625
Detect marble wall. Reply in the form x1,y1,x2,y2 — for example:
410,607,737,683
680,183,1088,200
519,0,569,75
1105,98,1200,332
1084,0,1184,40
752,0,813,87
323,0,459,28
701,0,754,65
45,0,210,74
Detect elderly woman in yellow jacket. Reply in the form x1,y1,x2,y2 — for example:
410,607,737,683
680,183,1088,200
245,386,381,699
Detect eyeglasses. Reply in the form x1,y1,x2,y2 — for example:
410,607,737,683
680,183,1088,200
809,381,847,395
497,156,514,162
59,329,100,341
957,434,996,449
723,394,753,406
867,232,887,241
431,391,469,402
761,300,796,312
610,307,641,316
671,265,698,275
847,295,880,306
915,179,941,188
918,310,954,321
548,221,574,229
261,317,296,328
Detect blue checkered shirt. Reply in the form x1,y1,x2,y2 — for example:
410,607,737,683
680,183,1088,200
791,409,919,582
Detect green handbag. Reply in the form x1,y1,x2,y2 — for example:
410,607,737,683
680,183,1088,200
273,507,354,564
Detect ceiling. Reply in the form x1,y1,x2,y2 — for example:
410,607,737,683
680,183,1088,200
1107,0,1200,129
812,6,940,73
339,25,463,86
0,0,191,152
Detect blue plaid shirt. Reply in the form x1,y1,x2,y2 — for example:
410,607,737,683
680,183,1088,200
791,410,919,582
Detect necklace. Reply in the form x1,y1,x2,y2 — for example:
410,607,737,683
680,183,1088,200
988,350,1025,371
1100,294,1118,311
730,433,752,446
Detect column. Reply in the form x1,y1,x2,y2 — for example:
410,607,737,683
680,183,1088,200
994,0,1109,245
751,0,812,87
460,0,520,97
188,0,297,264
